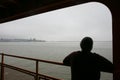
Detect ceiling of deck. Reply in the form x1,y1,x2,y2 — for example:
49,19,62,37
0,0,94,23
0,0,116,23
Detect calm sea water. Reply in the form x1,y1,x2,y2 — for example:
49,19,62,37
0,41,113,80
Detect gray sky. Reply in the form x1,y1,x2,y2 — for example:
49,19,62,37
0,2,112,41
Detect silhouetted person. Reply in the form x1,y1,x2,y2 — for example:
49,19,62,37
63,37,113,80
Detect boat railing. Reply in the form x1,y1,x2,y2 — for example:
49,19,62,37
0,53,66,80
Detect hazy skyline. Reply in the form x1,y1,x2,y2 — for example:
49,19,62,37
0,2,112,41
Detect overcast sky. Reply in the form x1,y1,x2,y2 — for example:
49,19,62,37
0,2,112,41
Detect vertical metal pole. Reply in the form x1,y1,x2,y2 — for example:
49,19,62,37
35,60,39,80
1,53,4,80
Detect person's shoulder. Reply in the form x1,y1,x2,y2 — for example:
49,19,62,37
92,52,99,56
69,51,81,56
92,53,102,58
73,51,81,53
93,53,104,58
71,51,81,54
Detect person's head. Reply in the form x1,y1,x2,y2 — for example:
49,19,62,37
80,37,93,52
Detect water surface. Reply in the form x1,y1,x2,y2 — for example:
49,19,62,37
0,41,113,80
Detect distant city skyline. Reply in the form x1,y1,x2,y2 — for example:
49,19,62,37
0,2,112,41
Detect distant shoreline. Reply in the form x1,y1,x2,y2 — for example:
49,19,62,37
0,39,46,42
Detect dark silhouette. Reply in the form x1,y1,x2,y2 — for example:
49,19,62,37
63,37,113,80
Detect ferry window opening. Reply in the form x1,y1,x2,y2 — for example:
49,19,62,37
0,2,113,80
0,2,112,42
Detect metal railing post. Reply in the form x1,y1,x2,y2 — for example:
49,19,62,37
0,53,63,80
1,53,4,80
35,60,39,80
